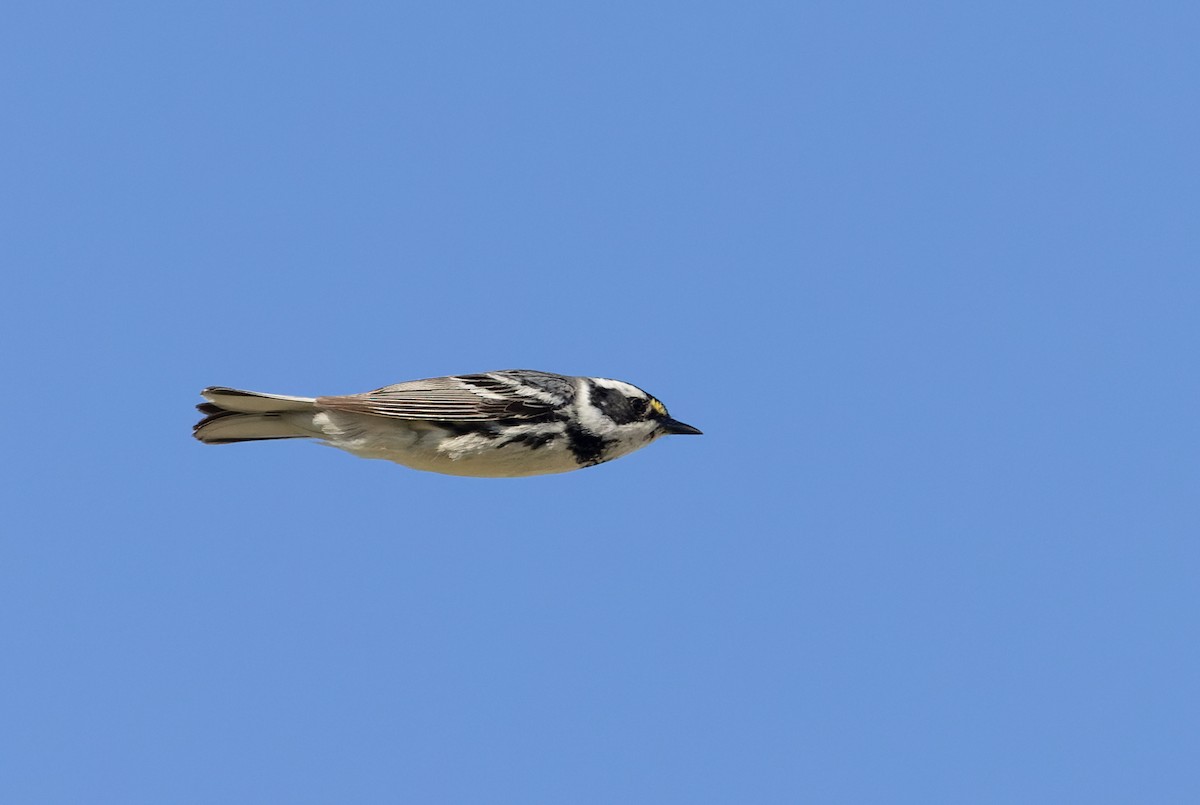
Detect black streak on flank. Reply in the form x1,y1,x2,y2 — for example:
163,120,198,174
588,383,642,425
565,423,609,466
438,421,495,438
502,431,556,450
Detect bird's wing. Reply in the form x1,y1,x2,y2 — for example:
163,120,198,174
315,371,573,422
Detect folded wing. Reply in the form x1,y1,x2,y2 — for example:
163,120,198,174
315,371,573,422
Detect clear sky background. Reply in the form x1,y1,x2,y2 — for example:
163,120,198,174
2,2,1197,803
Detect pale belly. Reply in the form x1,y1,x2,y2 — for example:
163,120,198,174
312,411,590,477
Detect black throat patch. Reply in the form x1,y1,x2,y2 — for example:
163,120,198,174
565,423,610,466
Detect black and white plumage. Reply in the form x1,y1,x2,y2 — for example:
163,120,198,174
193,369,702,477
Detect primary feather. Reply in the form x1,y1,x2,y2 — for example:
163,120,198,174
316,371,572,421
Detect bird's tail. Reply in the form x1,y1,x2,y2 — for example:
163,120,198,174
192,387,320,444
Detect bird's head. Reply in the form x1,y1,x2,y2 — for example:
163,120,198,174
580,378,703,446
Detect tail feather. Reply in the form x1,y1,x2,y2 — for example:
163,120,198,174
201,386,316,413
193,387,320,445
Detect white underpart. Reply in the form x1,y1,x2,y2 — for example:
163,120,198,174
310,410,579,477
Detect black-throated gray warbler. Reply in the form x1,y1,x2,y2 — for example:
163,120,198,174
193,369,701,477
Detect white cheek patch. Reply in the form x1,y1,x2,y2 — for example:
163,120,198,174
606,421,660,457
573,378,612,433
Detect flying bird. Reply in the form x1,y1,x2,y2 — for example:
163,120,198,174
193,369,701,477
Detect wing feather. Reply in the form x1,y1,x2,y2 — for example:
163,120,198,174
315,371,573,422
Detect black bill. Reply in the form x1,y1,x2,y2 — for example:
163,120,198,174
661,417,703,435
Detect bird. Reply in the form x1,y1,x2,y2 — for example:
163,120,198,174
192,369,701,477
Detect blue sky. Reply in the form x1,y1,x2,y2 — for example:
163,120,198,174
2,2,1197,802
